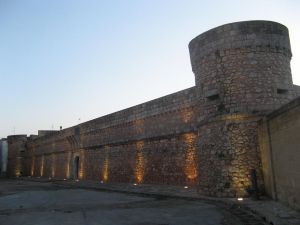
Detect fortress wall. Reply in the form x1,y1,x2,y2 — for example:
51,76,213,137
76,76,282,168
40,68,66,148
80,86,198,133
27,86,198,152
26,131,199,185
188,21,296,196
79,132,198,185
197,115,262,197
80,103,199,149
21,87,200,185
8,21,300,197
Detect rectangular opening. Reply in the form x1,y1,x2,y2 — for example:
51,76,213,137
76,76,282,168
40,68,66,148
207,94,220,101
277,88,288,94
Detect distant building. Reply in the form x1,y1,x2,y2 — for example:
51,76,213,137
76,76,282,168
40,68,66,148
0,138,8,177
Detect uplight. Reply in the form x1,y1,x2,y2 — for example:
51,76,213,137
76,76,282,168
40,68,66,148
237,198,243,201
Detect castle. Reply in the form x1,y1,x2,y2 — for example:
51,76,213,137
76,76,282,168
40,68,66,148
5,21,300,202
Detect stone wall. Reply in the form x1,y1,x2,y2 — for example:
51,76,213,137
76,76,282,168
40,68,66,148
189,20,298,117
21,87,200,187
294,84,300,96
259,97,300,210
197,115,263,197
7,135,27,177
6,20,300,198
188,21,297,196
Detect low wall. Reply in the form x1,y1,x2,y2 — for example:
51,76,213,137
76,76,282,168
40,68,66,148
259,96,300,210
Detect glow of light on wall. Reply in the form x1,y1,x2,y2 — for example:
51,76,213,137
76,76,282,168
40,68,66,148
184,133,198,183
135,119,145,135
221,114,247,121
31,156,35,176
228,123,252,197
15,156,22,177
135,141,145,184
40,155,44,177
66,151,71,179
102,146,109,182
181,110,194,123
51,154,56,177
79,150,85,179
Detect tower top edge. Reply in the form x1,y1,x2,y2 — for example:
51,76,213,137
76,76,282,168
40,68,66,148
189,20,289,49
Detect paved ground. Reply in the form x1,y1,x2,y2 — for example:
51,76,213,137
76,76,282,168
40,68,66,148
0,179,257,225
50,178,300,225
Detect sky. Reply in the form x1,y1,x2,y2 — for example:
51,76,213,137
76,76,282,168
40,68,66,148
0,0,300,138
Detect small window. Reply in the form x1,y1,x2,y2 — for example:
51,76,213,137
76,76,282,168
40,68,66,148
207,94,220,101
277,88,288,94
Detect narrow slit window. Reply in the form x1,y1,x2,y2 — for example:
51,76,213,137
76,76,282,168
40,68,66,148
277,88,288,94
207,94,220,101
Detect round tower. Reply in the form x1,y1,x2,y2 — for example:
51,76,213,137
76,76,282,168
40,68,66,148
189,20,294,118
188,21,295,197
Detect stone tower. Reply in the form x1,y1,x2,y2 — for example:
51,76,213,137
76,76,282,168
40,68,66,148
189,21,297,196
7,135,27,177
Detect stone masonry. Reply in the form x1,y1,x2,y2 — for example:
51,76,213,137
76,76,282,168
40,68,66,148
6,21,300,197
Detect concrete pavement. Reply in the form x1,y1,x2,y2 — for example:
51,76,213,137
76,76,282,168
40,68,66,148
1,178,298,225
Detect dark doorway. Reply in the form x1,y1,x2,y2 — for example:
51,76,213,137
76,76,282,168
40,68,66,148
74,156,79,179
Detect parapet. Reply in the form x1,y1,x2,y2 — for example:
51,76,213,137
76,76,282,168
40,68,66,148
189,20,291,75
7,135,27,143
38,130,59,137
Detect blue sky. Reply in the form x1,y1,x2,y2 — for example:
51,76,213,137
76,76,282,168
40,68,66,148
1,0,300,138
